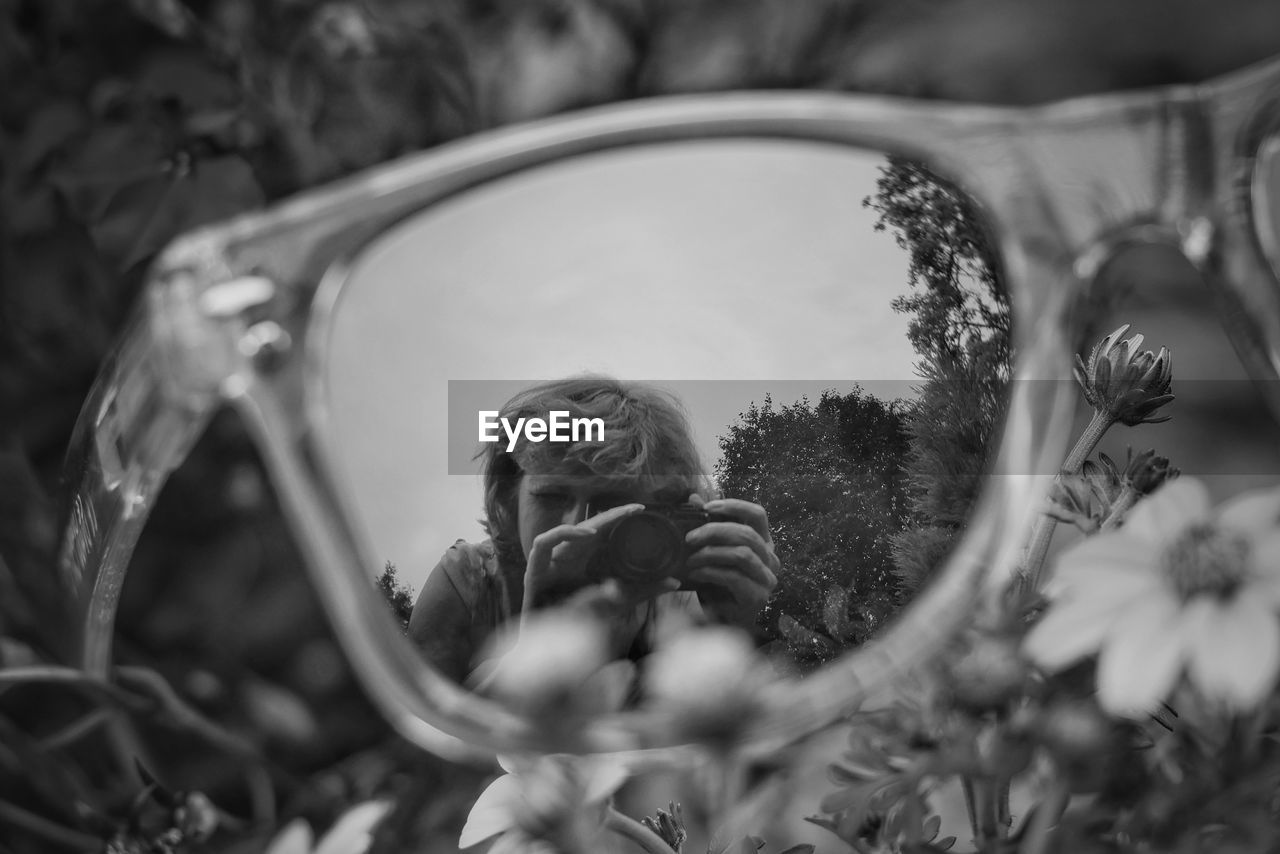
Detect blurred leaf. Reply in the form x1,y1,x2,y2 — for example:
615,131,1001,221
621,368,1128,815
242,676,320,746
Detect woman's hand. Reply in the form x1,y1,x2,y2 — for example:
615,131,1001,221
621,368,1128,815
683,496,780,627
521,503,647,618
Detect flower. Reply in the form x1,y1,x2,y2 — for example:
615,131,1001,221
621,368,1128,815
642,803,687,853
459,755,628,853
1101,447,1179,496
1073,324,1174,425
1046,472,1108,532
473,609,633,720
1024,478,1280,717
643,626,769,747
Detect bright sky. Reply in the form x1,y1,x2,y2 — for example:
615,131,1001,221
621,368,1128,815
322,140,920,592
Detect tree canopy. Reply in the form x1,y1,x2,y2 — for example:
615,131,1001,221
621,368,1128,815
864,157,1011,594
715,387,911,667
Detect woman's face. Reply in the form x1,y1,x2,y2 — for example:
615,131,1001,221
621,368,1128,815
514,467,657,561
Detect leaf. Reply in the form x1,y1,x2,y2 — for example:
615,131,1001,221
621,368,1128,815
819,779,880,815
779,846,816,854
241,675,318,745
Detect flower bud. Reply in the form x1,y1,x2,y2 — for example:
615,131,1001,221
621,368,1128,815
1073,324,1174,425
948,635,1030,711
1121,448,1179,495
644,628,765,747
479,611,612,716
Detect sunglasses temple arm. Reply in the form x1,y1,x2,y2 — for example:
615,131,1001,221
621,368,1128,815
55,312,217,676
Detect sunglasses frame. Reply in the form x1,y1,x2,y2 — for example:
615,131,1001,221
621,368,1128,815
55,54,1280,761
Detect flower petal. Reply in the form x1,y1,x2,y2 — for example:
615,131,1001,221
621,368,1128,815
583,758,630,803
1187,595,1280,712
1248,532,1280,605
1096,594,1185,718
1121,479,1210,546
459,775,521,848
1047,564,1161,605
314,801,393,854
1024,591,1137,671
1218,486,1280,533
263,819,313,854
1053,531,1159,580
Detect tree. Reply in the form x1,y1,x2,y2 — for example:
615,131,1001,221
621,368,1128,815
378,561,415,634
715,387,911,668
863,157,1012,594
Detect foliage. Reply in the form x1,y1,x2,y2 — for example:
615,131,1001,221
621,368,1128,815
715,388,911,668
6,4,1280,854
0,3,912,850
376,562,414,634
863,157,1012,595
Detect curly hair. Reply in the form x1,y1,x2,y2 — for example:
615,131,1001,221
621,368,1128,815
478,376,709,569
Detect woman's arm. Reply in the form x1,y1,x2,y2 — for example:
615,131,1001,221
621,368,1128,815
407,551,481,685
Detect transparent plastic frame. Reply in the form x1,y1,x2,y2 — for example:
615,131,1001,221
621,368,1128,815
55,54,1280,762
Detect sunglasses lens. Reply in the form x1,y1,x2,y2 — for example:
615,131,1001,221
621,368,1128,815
314,141,1011,685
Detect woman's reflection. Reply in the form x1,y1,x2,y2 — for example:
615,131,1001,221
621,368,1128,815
407,375,780,684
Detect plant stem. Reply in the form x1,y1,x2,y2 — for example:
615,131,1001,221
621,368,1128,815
961,775,1006,851
1024,409,1114,590
1098,486,1140,532
37,707,114,750
1063,410,1114,476
606,807,678,854
1019,782,1070,854
116,666,263,760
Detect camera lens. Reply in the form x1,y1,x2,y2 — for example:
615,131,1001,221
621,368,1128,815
608,513,683,581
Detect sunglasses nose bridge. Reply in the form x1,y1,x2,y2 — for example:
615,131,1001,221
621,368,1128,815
1072,220,1213,286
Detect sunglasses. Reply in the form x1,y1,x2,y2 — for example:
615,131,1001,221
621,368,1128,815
56,51,1280,761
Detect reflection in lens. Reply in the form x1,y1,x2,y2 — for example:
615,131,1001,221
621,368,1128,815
718,156,1010,670
317,141,1010,688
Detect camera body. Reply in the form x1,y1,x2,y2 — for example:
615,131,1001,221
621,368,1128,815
591,503,709,585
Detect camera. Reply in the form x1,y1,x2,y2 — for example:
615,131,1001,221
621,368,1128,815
591,503,709,585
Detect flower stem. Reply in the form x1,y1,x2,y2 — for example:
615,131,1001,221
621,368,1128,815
1063,410,1115,476
36,707,114,750
962,776,998,851
1098,486,1140,532
1019,781,1069,854
606,807,678,854
1024,409,1115,591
